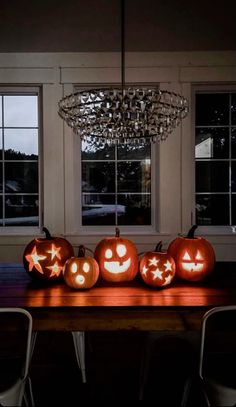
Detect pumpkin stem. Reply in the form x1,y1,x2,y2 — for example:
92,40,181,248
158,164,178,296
186,224,198,239
78,245,85,258
42,227,53,240
155,241,163,252
115,227,120,238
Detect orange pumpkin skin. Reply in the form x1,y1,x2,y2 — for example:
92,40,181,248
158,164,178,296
168,225,215,282
63,245,99,289
94,228,138,282
140,242,176,288
23,227,74,282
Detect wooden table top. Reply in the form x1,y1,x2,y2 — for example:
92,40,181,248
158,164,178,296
0,263,236,331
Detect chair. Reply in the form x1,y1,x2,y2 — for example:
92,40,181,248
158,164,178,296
139,331,198,405
198,305,236,407
0,307,34,406
71,331,86,383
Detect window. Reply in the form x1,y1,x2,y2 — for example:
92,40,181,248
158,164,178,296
0,89,40,227
81,141,151,226
195,90,236,226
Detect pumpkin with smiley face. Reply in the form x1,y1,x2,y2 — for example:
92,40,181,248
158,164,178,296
63,245,99,289
94,228,138,282
168,225,215,282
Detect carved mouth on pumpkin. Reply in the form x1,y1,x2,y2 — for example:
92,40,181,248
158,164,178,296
75,274,85,285
104,258,131,274
181,263,204,273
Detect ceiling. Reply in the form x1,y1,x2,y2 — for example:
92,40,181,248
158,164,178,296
0,0,235,52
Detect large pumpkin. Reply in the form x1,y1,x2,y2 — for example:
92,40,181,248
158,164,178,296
140,241,176,288
168,225,215,282
63,245,99,289
94,228,138,282
23,227,74,282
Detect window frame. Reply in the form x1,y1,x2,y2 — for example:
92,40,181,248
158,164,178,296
0,86,42,235
192,83,236,236
64,83,159,235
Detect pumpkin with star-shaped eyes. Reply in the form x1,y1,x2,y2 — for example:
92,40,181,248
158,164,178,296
63,245,99,289
139,241,176,288
94,228,138,282
23,227,74,282
168,225,215,282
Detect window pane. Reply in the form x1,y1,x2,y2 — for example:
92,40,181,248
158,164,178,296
4,129,38,159
231,94,236,125
82,194,116,225
231,128,236,158
5,195,38,226
231,162,236,192
5,162,38,193
81,140,115,160
195,128,229,159
196,162,229,192
196,194,229,225
196,94,229,126
117,161,151,193
0,164,2,193
0,195,2,225
117,144,151,160
0,97,2,126
117,194,151,225
231,194,236,224
82,162,115,193
4,95,38,127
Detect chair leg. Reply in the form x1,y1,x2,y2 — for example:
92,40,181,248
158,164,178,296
72,331,86,383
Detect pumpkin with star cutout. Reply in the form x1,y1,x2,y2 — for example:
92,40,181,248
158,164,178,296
63,245,99,289
94,228,138,282
139,241,176,288
23,227,74,282
168,225,215,282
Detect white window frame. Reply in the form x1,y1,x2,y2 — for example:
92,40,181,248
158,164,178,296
192,83,236,236
64,83,159,236
0,86,42,235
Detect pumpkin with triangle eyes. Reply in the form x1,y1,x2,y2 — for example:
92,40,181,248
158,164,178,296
94,228,138,282
140,241,176,288
168,225,215,282
63,245,99,289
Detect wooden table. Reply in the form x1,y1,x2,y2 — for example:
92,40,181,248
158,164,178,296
1,263,236,332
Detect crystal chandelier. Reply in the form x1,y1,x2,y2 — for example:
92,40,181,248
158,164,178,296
58,1,188,145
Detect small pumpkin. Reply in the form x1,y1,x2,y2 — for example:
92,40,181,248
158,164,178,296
168,225,215,282
23,227,74,282
63,245,99,289
94,228,138,282
140,241,176,288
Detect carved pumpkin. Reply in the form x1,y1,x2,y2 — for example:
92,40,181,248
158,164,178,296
168,225,215,282
63,245,99,289
94,228,138,282
140,241,176,288
23,227,74,282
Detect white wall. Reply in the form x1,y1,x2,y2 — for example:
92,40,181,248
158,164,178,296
0,51,236,262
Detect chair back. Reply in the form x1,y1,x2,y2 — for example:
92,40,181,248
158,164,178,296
199,305,236,406
0,308,32,393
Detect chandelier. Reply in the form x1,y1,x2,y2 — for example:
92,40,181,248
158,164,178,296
58,1,188,145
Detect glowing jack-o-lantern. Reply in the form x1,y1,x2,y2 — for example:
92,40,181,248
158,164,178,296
168,225,215,282
23,227,74,282
63,245,99,289
140,241,176,288
94,228,138,282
